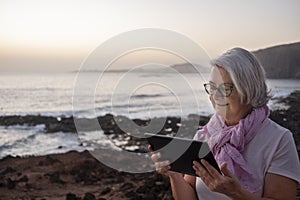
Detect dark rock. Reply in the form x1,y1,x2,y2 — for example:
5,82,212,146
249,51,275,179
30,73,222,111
100,187,111,195
120,182,134,190
70,159,102,185
83,192,96,200
142,193,157,200
44,172,66,184
124,190,136,198
0,181,5,187
66,193,78,200
0,166,16,175
45,116,76,133
17,175,29,183
38,155,61,166
136,185,147,194
6,178,16,189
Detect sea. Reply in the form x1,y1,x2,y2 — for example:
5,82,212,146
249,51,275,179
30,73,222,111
0,71,299,159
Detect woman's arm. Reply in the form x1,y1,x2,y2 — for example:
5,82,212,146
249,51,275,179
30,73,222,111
260,173,297,200
227,173,298,200
169,173,198,200
149,145,198,200
193,160,298,200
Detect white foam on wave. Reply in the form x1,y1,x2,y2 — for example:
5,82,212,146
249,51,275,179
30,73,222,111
0,125,86,159
0,124,129,159
78,131,122,151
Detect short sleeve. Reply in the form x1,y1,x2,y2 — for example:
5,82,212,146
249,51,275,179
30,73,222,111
267,131,300,183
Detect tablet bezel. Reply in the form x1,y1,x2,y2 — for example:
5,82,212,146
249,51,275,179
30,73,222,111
145,133,221,176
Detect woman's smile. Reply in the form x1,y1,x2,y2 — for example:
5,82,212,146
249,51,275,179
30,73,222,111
215,102,229,107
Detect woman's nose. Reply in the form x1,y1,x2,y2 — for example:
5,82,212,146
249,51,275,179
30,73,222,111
212,89,224,99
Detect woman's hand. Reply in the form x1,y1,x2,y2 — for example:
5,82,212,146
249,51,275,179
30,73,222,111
193,159,243,197
148,145,179,177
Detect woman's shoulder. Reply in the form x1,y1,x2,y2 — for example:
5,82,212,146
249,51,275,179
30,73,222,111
250,118,296,152
259,118,292,137
245,118,298,170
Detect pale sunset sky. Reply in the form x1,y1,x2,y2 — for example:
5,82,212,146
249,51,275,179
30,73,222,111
0,0,299,71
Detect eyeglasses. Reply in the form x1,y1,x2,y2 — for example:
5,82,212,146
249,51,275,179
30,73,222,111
203,83,235,97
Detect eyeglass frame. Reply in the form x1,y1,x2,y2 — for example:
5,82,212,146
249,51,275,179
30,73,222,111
203,82,235,97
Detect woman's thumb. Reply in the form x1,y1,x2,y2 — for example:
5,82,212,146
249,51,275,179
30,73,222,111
220,163,234,177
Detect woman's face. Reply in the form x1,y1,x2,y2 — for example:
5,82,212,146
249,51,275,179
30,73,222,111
208,66,251,125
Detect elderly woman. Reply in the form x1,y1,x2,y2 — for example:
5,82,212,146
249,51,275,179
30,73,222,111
151,48,300,200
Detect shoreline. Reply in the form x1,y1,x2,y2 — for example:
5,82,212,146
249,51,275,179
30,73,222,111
0,91,299,199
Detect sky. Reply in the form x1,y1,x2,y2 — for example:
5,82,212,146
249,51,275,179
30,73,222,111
0,0,299,71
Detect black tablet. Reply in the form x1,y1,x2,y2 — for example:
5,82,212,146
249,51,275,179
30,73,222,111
145,133,221,176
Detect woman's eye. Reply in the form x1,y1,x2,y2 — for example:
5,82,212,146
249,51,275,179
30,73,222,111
210,86,217,90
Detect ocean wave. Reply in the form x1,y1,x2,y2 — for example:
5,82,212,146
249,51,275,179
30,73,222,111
0,128,85,159
130,94,164,99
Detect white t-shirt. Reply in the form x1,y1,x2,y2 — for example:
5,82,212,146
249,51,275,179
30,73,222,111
193,118,300,200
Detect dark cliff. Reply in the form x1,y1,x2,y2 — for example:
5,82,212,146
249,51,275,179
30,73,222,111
253,42,300,79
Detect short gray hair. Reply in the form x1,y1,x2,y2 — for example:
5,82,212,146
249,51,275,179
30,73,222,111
210,47,271,107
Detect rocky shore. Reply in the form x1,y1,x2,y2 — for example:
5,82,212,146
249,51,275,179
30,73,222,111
269,91,300,152
0,91,299,199
0,150,173,200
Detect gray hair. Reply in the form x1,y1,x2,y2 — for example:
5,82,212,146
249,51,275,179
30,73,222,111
210,47,271,107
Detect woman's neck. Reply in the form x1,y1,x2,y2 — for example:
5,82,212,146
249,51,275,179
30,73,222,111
225,106,253,126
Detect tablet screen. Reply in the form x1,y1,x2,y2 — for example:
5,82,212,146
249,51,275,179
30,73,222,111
145,133,221,176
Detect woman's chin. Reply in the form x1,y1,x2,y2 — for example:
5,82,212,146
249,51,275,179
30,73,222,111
215,108,227,118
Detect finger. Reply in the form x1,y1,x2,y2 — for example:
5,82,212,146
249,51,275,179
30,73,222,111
155,161,171,174
151,152,161,162
193,161,207,177
148,145,153,152
220,163,234,178
155,160,170,169
193,161,204,170
157,166,171,174
192,165,201,176
193,161,214,184
201,159,221,178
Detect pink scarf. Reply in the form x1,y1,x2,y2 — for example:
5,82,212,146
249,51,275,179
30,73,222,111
198,105,269,193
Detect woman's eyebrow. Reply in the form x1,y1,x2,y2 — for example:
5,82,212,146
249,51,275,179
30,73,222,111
208,81,216,85
209,81,233,85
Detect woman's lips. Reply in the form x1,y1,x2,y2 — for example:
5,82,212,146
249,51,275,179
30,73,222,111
215,102,229,106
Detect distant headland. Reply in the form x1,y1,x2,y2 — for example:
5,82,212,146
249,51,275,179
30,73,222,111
170,42,300,79
77,42,300,79
253,42,300,79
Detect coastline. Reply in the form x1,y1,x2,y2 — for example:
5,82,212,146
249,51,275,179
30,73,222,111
0,91,299,199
